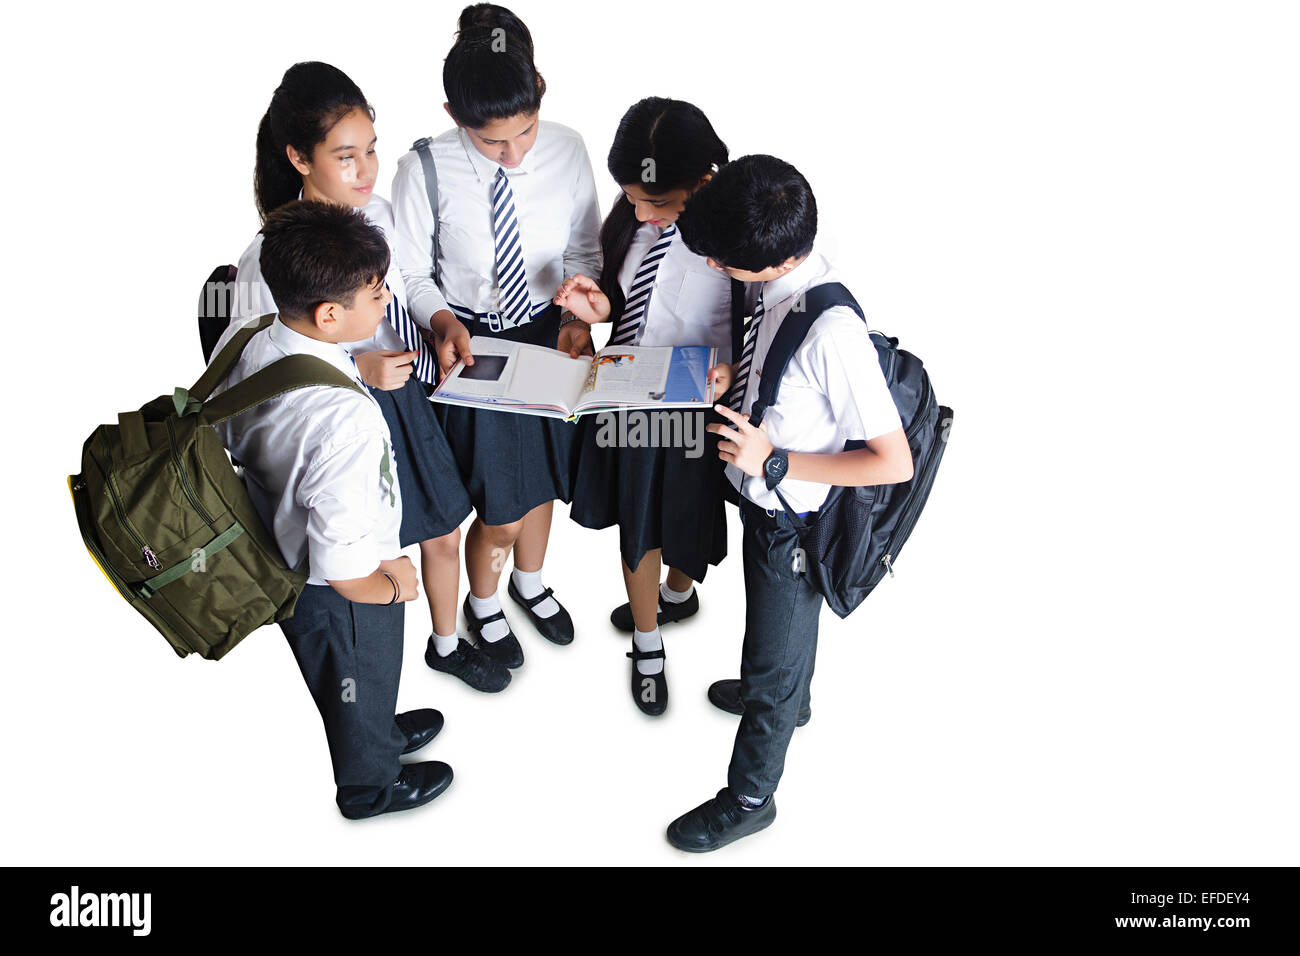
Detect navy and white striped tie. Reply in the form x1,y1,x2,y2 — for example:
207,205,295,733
728,289,765,412
384,283,437,384
492,167,532,327
609,225,677,346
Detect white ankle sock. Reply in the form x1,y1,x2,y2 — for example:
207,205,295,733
468,592,509,642
632,628,664,676
432,631,459,657
660,581,694,604
513,568,559,618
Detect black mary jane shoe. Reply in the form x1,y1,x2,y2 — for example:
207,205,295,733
666,788,777,852
627,644,668,717
507,578,574,645
610,588,700,633
395,708,445,755
461,595,524,669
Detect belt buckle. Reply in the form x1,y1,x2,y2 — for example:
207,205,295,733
485,311,503,333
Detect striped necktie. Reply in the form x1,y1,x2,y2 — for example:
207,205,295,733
728,288,766,412
384,283,437,384
492,167,532,327
609,225,677,346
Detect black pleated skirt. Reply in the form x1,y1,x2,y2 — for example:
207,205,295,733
570,406,728,583
369,376,472,545
433,308,578,526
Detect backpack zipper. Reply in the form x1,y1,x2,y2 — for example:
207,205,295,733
70,477,134,599
92,445,161,570
879,406,947,577
165,417,217,528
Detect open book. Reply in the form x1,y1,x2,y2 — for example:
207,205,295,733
430,336,718,421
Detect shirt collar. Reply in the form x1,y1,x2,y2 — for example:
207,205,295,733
761,247,828,310
457,123,540,184
268,316,364,382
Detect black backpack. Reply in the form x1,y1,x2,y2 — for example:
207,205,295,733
198,264,238,363
747,282,952,618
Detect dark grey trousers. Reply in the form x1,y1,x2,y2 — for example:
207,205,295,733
727,498,823,799
279,584,407,817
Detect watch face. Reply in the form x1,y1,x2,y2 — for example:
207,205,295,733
765,452,787,482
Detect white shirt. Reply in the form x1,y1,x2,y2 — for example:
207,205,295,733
391,121,602,327
210,318,403,585
214,195,410,359
729,250,903,513
617,223,734,362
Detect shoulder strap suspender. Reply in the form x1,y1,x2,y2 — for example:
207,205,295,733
748,282,864,428
412,137,440,284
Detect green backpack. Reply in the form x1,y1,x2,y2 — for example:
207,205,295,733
69,315,367,660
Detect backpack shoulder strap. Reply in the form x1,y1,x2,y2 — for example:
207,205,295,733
749,282,864,427
189,313,276,401
729,278,747,366
412,137,440,284
198,355,367,427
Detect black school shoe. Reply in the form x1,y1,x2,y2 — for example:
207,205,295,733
707,679,812,727
461,595,524,668
395,708,444,755
507,578,574,645
424,636,511,692
666,788,777,852
340,761,454,820
610,588,700,633
627,644,668,717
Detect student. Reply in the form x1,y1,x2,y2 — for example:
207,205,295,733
211,200,453,819
219,62,507,693
392,4,601,663
554,98,733,716
668,155,915,851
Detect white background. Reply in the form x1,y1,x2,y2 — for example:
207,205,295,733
3,0,1296,865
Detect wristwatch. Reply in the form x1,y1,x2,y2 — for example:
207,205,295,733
763,448,789,490
558,313,588,330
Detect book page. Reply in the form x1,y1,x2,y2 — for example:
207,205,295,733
575,345,715,412
433,337,591,413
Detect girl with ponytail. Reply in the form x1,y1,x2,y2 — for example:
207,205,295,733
556,97,735,716
222,62,497,693
392,4,602,672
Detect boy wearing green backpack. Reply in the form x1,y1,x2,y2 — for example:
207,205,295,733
210,200,452,819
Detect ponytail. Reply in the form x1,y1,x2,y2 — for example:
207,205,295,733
253,62,374,222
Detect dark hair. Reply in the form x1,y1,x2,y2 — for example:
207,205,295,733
259,200,391,321
254,62,375,221
598,98,729,320
676,155,818,273
443,4,545,129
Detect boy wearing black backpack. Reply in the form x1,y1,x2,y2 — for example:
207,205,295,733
209,201,453,820
670,155,915,851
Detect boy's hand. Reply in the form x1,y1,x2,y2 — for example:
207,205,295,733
707,403,773,477
379,556,420,603
355,350,417,391
553,274,611,324
433,317,474,378
556,317,594,358
707,362,733,399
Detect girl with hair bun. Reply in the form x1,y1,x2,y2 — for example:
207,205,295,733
392,4,602,674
